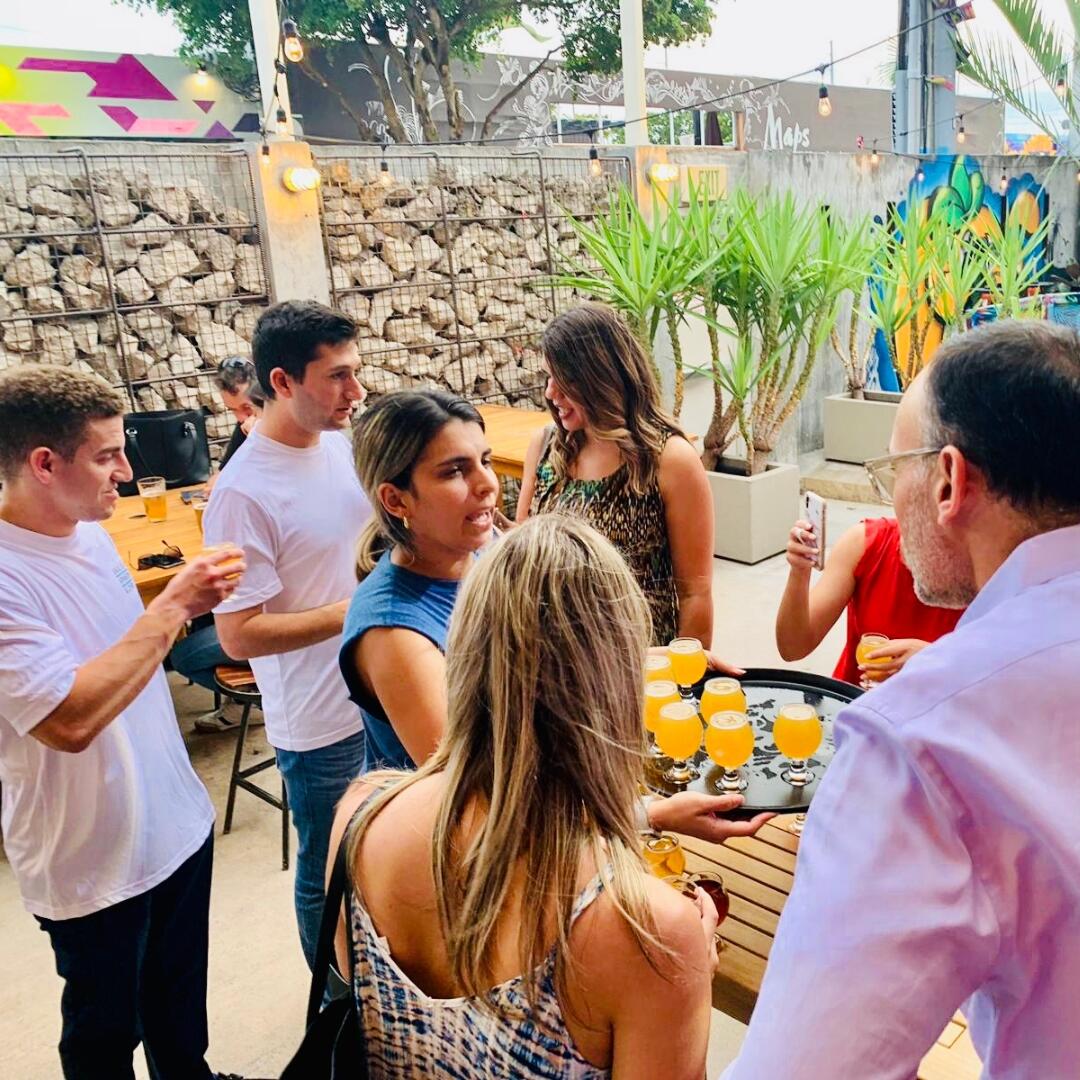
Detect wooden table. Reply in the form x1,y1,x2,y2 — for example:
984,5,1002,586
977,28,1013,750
476,403,551,481
102,486,205,605
682,819,983,1079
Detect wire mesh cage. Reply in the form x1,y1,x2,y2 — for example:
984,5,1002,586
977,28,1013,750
0,149,271,461
313,149,630,408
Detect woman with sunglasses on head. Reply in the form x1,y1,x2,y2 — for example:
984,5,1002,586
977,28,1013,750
775,451,964,687
328,515,720,1079
516,304,727,668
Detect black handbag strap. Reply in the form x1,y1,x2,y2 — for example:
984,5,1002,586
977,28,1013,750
307,822,361,1029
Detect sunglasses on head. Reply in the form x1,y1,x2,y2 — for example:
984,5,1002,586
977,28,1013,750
137,542,184,571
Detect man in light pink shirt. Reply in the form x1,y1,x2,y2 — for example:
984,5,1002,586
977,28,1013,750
725,320,1080,1078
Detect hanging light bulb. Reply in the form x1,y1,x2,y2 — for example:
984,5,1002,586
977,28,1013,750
915,164,926,183
260,142,271,167
275,106,288,135
999,172,1008,196
870,141,879,165
956,116,966,144
282,17,304,63
378,158,394,188
818,83,832,118
195,62,209,87
588,145,602,178
1057,73,1068,101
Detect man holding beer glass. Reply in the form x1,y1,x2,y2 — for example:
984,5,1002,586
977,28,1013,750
0,366,245,1078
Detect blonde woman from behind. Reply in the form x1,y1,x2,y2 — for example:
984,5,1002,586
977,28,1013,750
327,515,718,1079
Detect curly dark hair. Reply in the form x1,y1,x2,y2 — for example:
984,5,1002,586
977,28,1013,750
0,365,125,480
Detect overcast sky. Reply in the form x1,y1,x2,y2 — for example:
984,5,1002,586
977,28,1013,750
0,0,1073,132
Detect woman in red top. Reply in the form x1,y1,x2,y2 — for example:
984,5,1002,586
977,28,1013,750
775,515,964,686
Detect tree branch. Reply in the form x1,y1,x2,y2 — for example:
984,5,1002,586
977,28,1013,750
297,53,377,142
354,36,409,144
479,47,560,141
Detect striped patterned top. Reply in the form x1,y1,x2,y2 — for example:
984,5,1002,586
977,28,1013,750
349,873,611,1078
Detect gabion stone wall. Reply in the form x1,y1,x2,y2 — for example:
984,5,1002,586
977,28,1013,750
0,150,270,459
316,153,626,408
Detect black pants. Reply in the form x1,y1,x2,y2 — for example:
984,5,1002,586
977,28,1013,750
36,831,215,1080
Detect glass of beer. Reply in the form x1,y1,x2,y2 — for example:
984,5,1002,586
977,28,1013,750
203,542,244,581
192,496,208,535
668,637,707,701
699,677,746,717
655,701,703,784
690,870,730,926
644,654,674,683
704,711,755,791
773,702,823,787
644,679,680,759
137,476,167,522
856,632,891,688
643,833,686,878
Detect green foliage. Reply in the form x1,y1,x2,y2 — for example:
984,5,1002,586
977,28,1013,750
930,157,986,230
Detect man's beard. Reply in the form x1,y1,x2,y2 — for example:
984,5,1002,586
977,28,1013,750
899,494,975,610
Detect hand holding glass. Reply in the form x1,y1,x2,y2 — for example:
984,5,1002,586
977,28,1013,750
856,632,891,688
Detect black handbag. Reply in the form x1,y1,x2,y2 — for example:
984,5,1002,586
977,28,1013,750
119,409,210,496
281,830,367,1079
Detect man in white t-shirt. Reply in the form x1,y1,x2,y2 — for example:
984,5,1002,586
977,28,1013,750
203,300,371,970
0,366,246,1078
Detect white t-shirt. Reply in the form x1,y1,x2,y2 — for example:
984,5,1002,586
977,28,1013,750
203,427,370,752
0,519,214,921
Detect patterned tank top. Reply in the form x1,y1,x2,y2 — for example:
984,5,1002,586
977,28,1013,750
347,802,611,1078
530,425,679,645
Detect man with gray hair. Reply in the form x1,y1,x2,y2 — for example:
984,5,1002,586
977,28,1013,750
725,320,1080,1077
0,365,245,1078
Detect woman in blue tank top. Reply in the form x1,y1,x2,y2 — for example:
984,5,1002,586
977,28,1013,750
340,391,499,771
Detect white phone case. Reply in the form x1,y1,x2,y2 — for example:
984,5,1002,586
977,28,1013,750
803,493,826,571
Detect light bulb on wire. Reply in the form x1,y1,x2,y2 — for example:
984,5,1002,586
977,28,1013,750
378,157,393,188
999,172,1008,196
956,117,966,145
1057,73,1068,101
195,63,209,87
818,83,832,118
260,142,271,167
915,164,926,184
870,141,879,165
588,145,602,178
275,107,288,135
282,17,304,63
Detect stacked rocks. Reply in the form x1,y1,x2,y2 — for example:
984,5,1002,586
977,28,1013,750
0,163,268,458
318,158,612,408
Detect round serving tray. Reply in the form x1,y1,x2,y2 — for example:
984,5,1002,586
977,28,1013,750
644,667,862,816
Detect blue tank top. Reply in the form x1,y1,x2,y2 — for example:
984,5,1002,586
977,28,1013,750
339,551,461,771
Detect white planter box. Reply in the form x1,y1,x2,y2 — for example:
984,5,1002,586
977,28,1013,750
823,392,900,465
707,461,800,564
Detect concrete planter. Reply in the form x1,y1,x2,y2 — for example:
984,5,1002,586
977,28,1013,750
707,460,800,564
823,392,901,464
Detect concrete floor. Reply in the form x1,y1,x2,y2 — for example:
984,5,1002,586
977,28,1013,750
0,498,879,1078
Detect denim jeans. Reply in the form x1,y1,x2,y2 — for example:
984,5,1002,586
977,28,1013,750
170,623,234,693
36,832,215,1080
276,728,366,970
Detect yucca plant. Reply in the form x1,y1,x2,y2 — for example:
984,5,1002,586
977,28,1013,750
926,220,987,338
551,184,702,405
825,215,877,398
969,203,1051,319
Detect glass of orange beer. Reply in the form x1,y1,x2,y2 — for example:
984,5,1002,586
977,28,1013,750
699,677,746,717
655,701,702,784
643,679,680,760
668,637,707,702
773,702,822,787
705,710,755,791
644,654,674,683
137,476,167,522
643,833,686,878
192,496,208,535
856,632,891,688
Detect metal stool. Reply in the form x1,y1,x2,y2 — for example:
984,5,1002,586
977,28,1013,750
214,665,289,870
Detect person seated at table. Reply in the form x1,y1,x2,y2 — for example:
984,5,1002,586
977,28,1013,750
724,320,1080,1077
328,515,720,1079
340,390,771,846
516,303,721,657
169,364,267,731
776,513,963,686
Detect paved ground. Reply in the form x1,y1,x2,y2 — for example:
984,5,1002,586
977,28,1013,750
0,498,881,1078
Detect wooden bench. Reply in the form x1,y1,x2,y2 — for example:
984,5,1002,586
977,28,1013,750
680,815,983,1079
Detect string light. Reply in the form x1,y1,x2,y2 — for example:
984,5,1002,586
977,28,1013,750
956,115,966,144
1057,71,1068,101
870,140,879,165
915,164,926,183
588,143,602,178
378,142,394,188
195,63,209,87
817,65,832,119
282,17,304,63
275,106,288,135
999,172,1009,196
260,142,271,167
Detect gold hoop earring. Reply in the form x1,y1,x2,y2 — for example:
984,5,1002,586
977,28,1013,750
402,516,409,531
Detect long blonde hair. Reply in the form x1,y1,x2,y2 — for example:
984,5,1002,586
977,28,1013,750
348,515,663,1010
542,303,685,495
352,390,485,579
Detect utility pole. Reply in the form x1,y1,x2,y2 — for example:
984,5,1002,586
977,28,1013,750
249,0,294,137
928,3,958,152
904,0,926,155
894,0,910,154
620,0,648,145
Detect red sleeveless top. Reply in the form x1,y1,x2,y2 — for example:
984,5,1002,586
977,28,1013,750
833,517,964,686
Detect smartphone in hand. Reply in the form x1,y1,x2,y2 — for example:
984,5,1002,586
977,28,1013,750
803,492,826,571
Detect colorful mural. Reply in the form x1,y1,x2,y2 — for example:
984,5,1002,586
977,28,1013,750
0,47,259,140
873,154,1051,390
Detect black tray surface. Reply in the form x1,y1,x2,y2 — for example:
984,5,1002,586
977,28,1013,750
645,667,862,817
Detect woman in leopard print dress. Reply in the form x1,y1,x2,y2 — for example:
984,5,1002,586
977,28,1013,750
516,303,714,648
